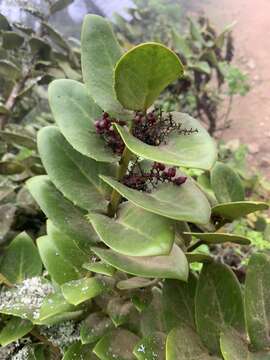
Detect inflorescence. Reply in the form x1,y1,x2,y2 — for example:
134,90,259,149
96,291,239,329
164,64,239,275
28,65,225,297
133,108,198,146
94,109,194,191
123,161,187,192
94,108,198,155
94,112,126,155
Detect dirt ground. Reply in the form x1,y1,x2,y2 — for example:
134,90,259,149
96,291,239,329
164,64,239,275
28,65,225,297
196,0,270,178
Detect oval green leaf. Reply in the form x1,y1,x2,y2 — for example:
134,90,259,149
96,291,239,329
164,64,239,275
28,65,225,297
166,326,219,360
162,275,197,332
187,232,251,245
61,277,106,306
195,262,245,355
245,252,270,351
211,162,245,203
27,176,98,251
100,175,211,224
81,14,125,115
114,111,216,170
212,201,269,221
47,221,89,271
37,235,81,285
92,244,188,281
0,232,42,284
88,202,174,257
0,317,33,346
38,126,114,212
114,42,183,110
48,79,118,162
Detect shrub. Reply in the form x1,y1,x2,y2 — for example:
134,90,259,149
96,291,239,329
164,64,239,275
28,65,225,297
0,14,268,359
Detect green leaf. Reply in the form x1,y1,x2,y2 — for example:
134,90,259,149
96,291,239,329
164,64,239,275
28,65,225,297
0,232,42,284
92,244,188,281
38,126,114,212
0,131,37,150
38,290,76,324
61,277,107,305
101,175,211,224
93,329,139,360
162,275,197,332
42,21,70,51
188,18,205,44
189,61,211,75
245,252,270,351
27,176,98,251
211,162,245,203
117,277,157,290
187,232,251,245
0,60,20,80
212,201,269,221
186,253,213,263
29,37,51,60
195,262,245,354
171,29,192,58
0,13,11,30
37,235,81,285
63,342,98,360
81,14,125,115
88,202,174,257
166,326,219,360
80,312,113,344
48,79,118,162
220,328,249,360
50,0,73,14
133,332,166,360
0,317,33,346
115,112,216,170
47,221,89,271
114,42,183,111
140,288,165,336
2,31,24,49
83,261,116,277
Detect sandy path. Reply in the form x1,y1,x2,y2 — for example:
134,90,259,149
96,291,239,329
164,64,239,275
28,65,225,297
198,0,270,178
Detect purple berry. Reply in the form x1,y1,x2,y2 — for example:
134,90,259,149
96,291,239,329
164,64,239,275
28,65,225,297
173,176,187,186
167,168,176,178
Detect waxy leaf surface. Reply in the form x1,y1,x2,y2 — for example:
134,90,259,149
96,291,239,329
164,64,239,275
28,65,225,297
48,79,118,162
92,244,188,281
38,126,113,211
88,202,174,256
211,162,245,203
101,175,211,224
212,201,269,221
114,42,183,110
195,262,245,354
115,111,217,170
27,176,98,251
81,15,124,115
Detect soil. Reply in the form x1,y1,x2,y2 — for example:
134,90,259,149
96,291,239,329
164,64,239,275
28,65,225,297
193,0,270,178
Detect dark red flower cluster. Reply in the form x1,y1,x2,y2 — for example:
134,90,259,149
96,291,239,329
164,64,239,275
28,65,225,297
123,161,187,192
94,112,126,155
132,108,198,146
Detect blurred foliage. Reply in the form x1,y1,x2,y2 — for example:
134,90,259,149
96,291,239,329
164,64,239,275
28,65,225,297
0,0,81,244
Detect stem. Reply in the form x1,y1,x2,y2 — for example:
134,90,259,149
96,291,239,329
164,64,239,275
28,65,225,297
107,146,133,217
187,239,204,252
